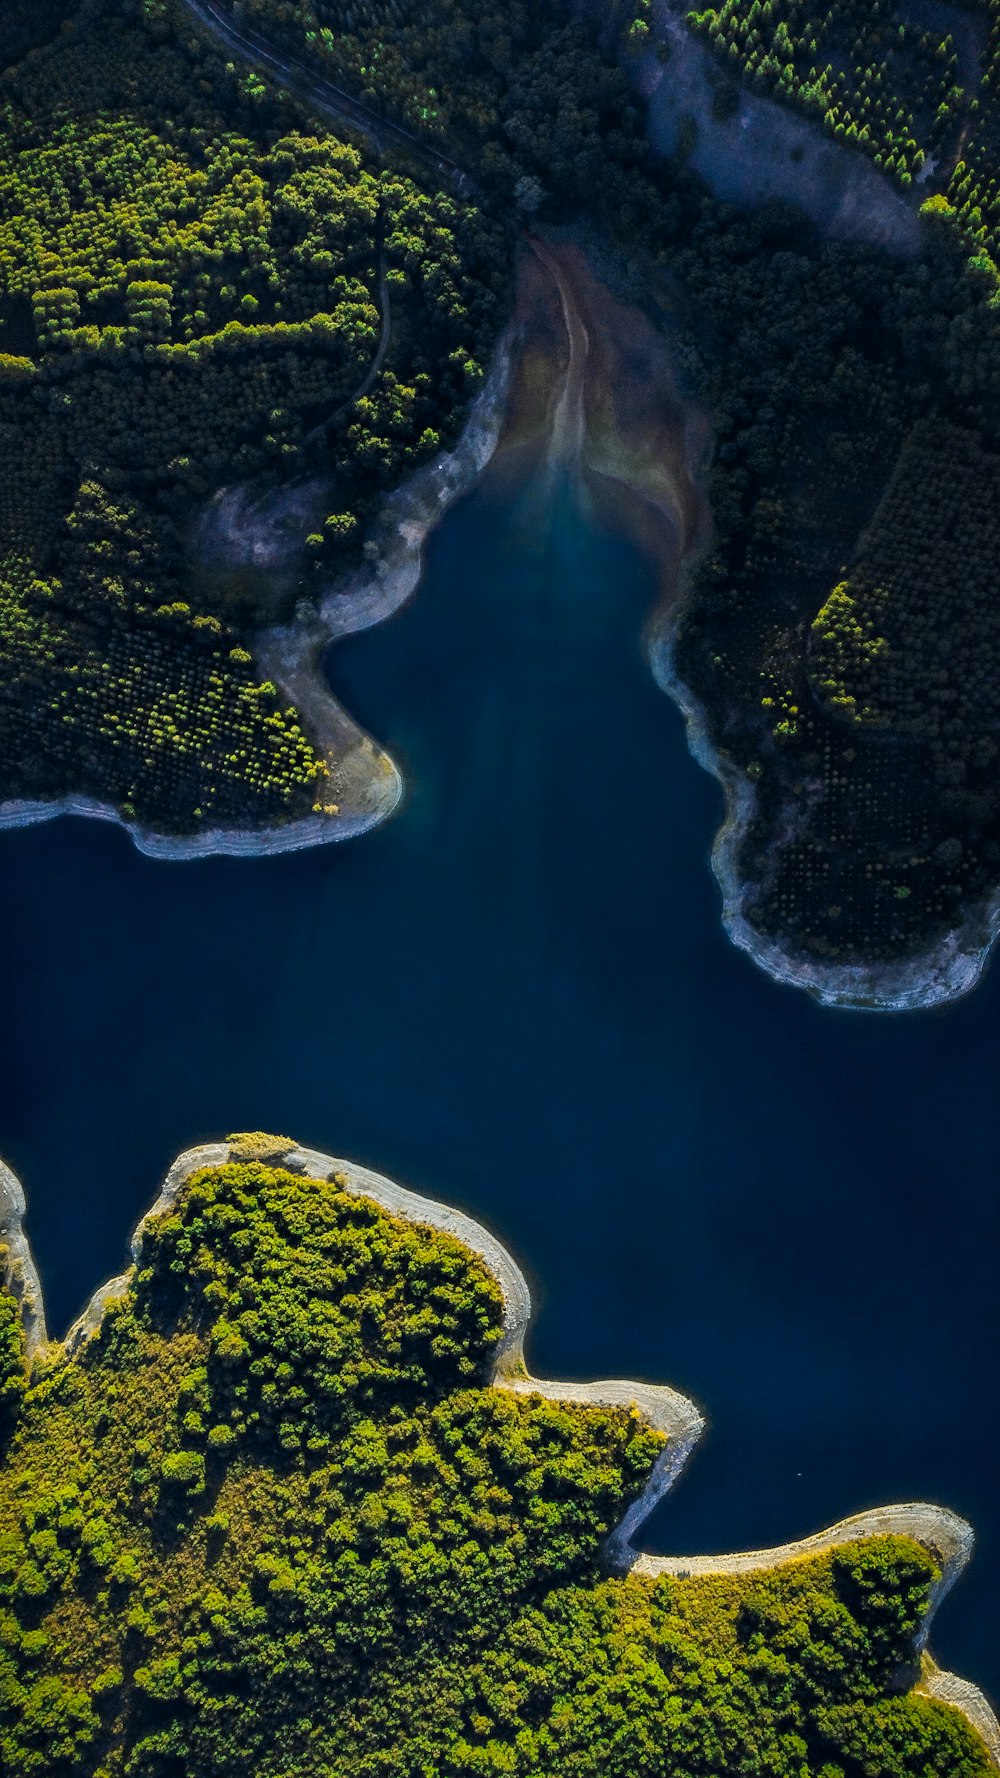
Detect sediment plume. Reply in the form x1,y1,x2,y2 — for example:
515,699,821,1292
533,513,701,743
494,239,711,595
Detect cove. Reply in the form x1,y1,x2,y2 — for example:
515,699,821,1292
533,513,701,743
1,468,999,1699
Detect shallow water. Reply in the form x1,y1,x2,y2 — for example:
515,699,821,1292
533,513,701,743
1,472,998,1697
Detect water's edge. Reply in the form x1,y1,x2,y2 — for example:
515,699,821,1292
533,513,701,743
0,1136,995,1762
1,223,996,1007
0,338,513,862
649,616,1000,1013
0,1158,47,1350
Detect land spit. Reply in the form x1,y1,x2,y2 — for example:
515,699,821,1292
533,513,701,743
2,220,995,1007
651,628,1000,1012
0,1158,47,1352
0,336,513,861
467,240,1000,1013
1,1134,997,1764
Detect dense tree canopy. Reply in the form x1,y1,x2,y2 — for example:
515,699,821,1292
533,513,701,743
4,0,1000,951
685,0,1000,262
0,1155,989,1775
0,0,504,831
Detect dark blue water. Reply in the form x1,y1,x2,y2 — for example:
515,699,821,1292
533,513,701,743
1,473,998,1696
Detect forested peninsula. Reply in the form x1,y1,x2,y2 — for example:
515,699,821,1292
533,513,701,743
5,0,1000,990
0,1133,996,1775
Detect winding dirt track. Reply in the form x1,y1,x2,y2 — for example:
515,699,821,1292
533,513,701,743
181,0,471,194
305,202,391,449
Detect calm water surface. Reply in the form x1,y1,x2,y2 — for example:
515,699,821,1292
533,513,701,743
1,472,998,1694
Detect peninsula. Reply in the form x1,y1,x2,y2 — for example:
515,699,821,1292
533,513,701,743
0,1133,996,1774
4,0,1000,1003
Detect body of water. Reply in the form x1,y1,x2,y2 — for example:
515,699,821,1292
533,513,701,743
1,470,998,1695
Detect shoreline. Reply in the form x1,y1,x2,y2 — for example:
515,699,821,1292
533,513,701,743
427,237,1000,1019
491,240,1000,1018
643,1494,1000,1767
3,218,992,1005
54,1136,706,1577
649,619,1000,1013
0,1158,47,1352
252,334,513,837
3,1133,997,1763
642,1499,971,1630
0,337,513,864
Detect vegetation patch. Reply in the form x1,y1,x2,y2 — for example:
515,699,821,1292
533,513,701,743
5,0,1000,958
0,1157,990,1774
685,0,977,199
0,0,503,832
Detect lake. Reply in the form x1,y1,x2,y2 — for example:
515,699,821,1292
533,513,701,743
1,467,998,1696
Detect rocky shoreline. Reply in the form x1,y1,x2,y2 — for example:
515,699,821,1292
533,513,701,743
649,621,1000,1013
925,1667,1000,1768
645,1494,1000,1765
2,1133,996,1764
0,337,513,863
480,249,1000,1018
2,228,989,1008
644,1499,972,1640
503,243,1000,1017
0,1157,47,1352
54,1136,706,1574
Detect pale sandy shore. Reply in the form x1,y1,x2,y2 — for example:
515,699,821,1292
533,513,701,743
0,341,512,862
648,1502,1000,1762
55,1138,706,1574
1,1135,994,1762
925,1668,1000,1765
650,622,1000,1012
0,1158,47,1352
516,247,1000,1015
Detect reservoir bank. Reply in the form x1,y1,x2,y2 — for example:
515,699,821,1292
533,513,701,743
1,465,998,1700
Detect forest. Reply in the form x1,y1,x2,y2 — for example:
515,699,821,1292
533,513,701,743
0,2,76,75
685,0,1000,262
5,0,1000,952
649,3,1000,966
0,1146,991,1775
0,0,506,831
